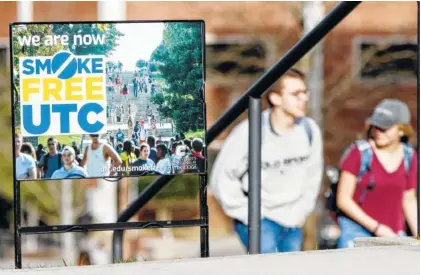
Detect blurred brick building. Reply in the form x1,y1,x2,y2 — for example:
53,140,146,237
0,1,418,250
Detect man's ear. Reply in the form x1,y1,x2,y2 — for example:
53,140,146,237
268,92,282,107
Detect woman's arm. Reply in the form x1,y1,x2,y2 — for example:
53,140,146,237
402,189,417,237
337,171,378,232
337,171,396,236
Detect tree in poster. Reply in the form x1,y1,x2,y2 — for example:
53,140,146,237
136,59,148,69
52,23,123,56
150,22,204,134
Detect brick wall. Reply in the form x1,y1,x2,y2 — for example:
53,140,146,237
33,1,97,22
0,2,16,38
322,29,418,165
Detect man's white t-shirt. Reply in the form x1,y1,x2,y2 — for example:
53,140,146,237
139,127,147,140
16,153,36,180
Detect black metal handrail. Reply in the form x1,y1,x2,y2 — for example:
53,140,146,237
112,1,362,259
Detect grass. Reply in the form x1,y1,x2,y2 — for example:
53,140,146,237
185,130,205,140
38,134,82,147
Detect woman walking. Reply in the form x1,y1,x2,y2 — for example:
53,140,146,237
336,99,418,248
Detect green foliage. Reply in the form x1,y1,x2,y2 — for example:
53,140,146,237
149,22,204,133
138,175,198,200
148,62,158,72
150,43,168,62
136,59,148,69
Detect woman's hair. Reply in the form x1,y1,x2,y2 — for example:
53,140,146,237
139,144,150,160
134,146,140,158
77,251,91,266
21,142,36,160
72,145,80,155
365,123,414,143
398,123,414,143
123,140,133,153
139,143,150,153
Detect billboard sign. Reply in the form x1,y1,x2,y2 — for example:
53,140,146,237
10,21,206,180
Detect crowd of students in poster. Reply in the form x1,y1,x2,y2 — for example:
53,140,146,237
14,68,418,252
14,132,205,180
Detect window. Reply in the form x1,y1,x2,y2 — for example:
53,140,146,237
353,36,417,85
206,35,276,86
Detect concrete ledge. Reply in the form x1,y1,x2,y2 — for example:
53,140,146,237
354,237,420,247
3,245,419,275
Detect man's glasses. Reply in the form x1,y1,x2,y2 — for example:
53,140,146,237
62,153,73,157
294,90,309,96
48,143,55,146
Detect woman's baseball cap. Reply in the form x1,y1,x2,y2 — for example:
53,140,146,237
366,99,410,130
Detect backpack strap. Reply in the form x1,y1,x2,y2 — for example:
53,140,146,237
300,117,313,147
402,143,413,174
43,153,49,172
354,140,373,182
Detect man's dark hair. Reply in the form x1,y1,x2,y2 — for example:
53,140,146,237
47,137,57,144
171,141,180,152
156,144,168,157
266,68,306,108
192,138,204,153
183,139,192,150
147,136,156,147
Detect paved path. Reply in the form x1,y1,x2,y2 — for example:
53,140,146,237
2,245,419,275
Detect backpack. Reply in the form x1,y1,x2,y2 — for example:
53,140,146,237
237,116,313,185
43,153,62,176
326,140,414,218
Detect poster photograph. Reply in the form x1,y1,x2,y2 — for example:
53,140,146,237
11,21,206,181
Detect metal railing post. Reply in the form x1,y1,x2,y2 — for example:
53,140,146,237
417,1,420,240
199,174,209,257
248,97,262,254
14,180,22,269
112,230,123,262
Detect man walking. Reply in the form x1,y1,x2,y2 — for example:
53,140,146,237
210,69,323,253
38,137,63,179
81,134,122,177
15,133,36,180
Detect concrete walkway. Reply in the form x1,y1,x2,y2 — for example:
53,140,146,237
2,245,419,275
